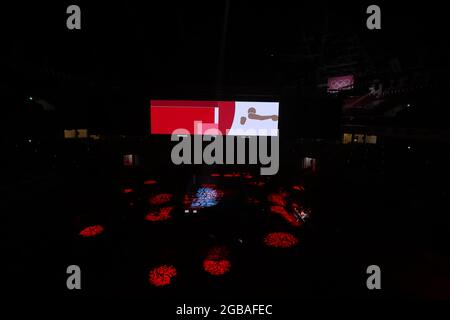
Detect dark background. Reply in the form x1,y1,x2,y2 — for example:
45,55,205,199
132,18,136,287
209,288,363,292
1,1,449,135
2,1,450,304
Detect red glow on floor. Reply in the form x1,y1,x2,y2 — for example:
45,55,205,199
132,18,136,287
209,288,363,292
79,225,104,237
270,206,303,227
268,193,287,206
144,179,157,185
264,232,299,248
203,259,231,276
223,173,241,178
149,193,173,205
270,205,289,216
211,173,221,177
292,185,304,191
203,246,231,276
145,206,174,221
148,265,177,287
122,188,133,194
244,174,253,179
183,194,190,206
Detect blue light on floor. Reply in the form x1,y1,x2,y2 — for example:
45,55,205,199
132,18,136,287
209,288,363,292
191,186,223,208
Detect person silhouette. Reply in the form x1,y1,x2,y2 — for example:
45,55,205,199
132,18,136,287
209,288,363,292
240,107,278,125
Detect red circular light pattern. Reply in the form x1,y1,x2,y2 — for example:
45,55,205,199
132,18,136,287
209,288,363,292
203,259,231,276
149,193,173,205
203,246,231,276
145,206,174,221
264,232,299,248
148,265,177,287
122,188,133,194
144,179,157,185
79,225,104,237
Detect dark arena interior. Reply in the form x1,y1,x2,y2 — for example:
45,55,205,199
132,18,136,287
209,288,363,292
3,1,450,307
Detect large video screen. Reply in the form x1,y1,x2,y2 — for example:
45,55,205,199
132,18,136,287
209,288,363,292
151,100,279,136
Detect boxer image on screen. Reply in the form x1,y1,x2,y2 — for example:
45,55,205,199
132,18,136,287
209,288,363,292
240,107,279,125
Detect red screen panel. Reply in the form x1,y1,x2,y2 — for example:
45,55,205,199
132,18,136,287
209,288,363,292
151,107,215,134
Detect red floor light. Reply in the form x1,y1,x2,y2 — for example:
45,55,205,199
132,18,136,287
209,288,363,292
145,206,174,221
122,188,133,194
149,193,173,205
292,185,304,192
79,225,104,237
183,194,190,206
148,265,177,287
270,205,287,215
270,206,303,227
203,246,231,276
223,173,241,178
203,259,231,276
211,173,221,177
144,179,157,185
264,232,299,248
268,192,287,207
